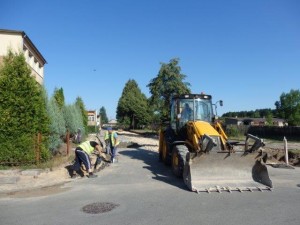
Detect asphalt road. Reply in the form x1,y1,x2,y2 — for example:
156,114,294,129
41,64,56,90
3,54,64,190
0,147,299,225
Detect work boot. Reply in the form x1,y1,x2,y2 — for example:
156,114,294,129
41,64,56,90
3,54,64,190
71,169,83,178
88,173,97,178
71,174,78,179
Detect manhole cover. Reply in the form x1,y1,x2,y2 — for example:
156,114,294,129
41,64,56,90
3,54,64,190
82,202,119,214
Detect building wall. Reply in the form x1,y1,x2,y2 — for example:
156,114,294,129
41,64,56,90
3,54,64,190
23,39,44,84
87,110,97,126
225,118,243,125
0,33,23,54
0,31,45,85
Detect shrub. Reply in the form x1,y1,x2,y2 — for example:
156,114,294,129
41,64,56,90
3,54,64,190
226,125,240,138
0,51,50,165
47,97,66,153
63,104,85,137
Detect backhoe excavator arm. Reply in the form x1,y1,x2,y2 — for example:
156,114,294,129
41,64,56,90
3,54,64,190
214,121,230,150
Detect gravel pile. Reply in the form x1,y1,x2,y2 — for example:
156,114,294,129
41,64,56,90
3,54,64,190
117,131,159,152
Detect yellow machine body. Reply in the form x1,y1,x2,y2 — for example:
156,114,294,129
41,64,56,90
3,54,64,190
159,94,272,193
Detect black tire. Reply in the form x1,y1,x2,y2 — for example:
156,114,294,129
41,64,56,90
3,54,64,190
158,130,164,162
160,136,168,164
172,145,188,177
159,127,175,166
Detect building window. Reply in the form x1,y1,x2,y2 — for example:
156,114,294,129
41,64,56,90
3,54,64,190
88,115,95,121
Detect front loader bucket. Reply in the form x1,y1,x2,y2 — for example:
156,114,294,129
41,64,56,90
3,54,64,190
183,151,272,193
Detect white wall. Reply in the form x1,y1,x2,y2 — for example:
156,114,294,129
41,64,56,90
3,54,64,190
0,33,23,55
0,32,45,85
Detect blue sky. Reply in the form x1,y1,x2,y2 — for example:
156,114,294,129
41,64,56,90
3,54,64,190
1,0,300,119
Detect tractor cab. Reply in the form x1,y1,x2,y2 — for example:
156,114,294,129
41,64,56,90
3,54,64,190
170,94,214,131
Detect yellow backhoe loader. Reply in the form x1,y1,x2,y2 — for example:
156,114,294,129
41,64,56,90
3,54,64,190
159,93,272,193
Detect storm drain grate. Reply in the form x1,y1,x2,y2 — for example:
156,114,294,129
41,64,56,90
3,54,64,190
82,202,120,214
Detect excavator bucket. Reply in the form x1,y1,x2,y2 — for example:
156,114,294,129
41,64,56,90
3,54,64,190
183,151,273,193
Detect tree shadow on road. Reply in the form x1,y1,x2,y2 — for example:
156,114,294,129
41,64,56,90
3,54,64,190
119,148,188,191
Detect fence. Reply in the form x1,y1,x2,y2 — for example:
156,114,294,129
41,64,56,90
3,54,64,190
246,126,300,141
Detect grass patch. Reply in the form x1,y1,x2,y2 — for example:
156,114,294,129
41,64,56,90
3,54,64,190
38,155,74,170
0,165,11,170
228,136,245,142
11,154,75,171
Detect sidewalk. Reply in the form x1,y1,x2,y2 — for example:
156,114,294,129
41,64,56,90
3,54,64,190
0,164,72,195
0,133,108,196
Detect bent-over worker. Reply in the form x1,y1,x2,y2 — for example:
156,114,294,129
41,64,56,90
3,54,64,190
71,140,103,178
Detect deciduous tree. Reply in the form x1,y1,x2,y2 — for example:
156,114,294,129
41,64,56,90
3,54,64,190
147,58,191,121
275,89,300,126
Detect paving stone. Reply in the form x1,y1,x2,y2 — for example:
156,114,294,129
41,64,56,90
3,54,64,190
0,170,21,175
0,176,20,184
21,169,44,176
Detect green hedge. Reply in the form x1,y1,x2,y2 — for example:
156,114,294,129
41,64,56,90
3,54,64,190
0,51,50,165
87,125,99,134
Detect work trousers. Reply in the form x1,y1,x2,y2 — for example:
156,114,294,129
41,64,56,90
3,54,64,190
73,149,91,172
110,146,117,162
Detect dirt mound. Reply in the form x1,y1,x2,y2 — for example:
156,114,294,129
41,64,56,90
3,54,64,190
264,147,300,167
